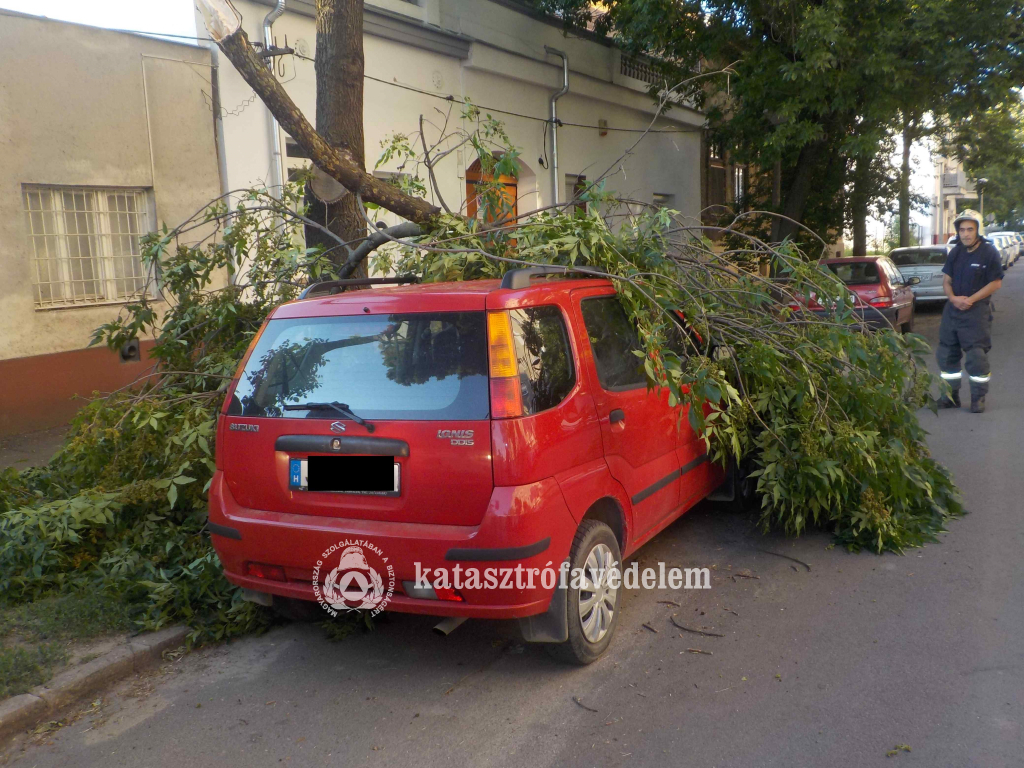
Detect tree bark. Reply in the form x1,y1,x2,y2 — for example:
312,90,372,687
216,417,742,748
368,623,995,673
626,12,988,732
214,26,438,226
850,153,869,256
771,159,782,208
899,115,913,248
771,141,824,242
304,0,370,271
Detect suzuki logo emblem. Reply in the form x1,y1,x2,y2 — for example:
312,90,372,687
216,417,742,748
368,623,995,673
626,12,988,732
330,421,346,433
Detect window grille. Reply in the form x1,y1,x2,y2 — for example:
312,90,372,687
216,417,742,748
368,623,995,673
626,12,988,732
23,186,153,308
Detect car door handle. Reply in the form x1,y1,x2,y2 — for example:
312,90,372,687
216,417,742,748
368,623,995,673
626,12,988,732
609,409,625,425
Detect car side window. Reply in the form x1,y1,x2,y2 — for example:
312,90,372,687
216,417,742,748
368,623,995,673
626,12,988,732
580,297,647,390
509,306,576,415
881,259,903,286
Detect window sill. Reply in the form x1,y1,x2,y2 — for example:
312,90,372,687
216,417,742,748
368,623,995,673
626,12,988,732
33,297,161,312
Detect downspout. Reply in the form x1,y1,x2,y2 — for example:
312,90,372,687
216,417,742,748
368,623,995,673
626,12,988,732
209,47,230,200
263,0,286,197
545,46,569,205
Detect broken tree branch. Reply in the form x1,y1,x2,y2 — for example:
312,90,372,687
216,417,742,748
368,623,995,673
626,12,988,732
214,26,439,225
338,221,423,278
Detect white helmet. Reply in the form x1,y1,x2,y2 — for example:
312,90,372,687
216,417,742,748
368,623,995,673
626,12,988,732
953,209,984,235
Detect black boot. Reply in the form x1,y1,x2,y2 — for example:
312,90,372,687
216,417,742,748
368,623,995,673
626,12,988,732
971,396,986,413
938,390,961,409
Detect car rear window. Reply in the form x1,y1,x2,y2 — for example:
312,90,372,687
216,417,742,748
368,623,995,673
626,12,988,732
509,306,576,415
230,313,489,420
889,249,948,266
826,261,879,285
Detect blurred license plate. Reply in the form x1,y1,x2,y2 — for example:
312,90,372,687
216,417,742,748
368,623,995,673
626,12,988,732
289,456,400,496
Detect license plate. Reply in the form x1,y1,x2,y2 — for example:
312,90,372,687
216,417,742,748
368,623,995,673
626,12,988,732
289,456,400,496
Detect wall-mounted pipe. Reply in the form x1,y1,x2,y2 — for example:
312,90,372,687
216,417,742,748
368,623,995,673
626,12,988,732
263,0,286,197
545,46,569,205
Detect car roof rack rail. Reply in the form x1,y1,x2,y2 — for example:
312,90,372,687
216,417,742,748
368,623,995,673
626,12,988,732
298,275,420,299
499,265,605,290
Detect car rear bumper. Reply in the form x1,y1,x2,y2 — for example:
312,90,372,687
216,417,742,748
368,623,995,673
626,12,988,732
910,287,946,302
207,471,577,619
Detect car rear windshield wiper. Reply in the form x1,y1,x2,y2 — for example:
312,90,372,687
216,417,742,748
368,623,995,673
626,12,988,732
282,401,375,433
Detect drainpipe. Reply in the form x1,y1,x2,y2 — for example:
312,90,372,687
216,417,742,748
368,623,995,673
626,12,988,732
263,0,286,197
545,46,569,205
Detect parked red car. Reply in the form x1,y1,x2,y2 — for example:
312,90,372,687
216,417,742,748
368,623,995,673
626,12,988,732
811,256,918,332
208,269,725,663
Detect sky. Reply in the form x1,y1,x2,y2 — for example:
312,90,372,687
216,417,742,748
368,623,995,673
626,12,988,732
0,0,198,41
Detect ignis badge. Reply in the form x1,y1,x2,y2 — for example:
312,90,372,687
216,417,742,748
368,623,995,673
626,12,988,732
437,429,474,446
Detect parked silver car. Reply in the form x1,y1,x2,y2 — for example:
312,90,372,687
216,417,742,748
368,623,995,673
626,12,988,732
989,231,1022,265
889,245,950,303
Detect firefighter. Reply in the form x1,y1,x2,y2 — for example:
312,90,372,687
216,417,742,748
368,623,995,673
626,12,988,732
936,209,1003,413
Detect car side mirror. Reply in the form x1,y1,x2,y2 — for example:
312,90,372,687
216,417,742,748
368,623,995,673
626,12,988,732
906,276,921,286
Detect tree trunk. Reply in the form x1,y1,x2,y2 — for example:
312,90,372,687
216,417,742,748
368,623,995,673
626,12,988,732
771,141,824,242
305,0,369,272
850,154,869,256
899,115,913,248
771,159,782,208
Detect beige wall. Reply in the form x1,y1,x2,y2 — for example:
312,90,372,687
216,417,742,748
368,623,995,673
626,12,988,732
0,12,223,361
214,0,703,227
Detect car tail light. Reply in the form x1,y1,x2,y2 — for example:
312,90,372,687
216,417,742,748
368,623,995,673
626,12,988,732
868,296,893,308
487,311,523,419
434,586,464,602
245,562,287,581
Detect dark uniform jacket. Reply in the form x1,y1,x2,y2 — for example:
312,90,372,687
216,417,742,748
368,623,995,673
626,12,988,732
942,237,1003,302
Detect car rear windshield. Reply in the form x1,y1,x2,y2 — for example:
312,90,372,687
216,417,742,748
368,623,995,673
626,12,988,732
229,313,489,420
889,249,948,266
825,261,879,285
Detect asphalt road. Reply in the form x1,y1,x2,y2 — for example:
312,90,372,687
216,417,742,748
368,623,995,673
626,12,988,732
4,268,1023,768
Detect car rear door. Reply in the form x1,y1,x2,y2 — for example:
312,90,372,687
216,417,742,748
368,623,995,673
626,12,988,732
573,289,682,540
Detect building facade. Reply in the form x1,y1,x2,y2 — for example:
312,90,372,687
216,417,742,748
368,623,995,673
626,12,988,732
0,11,223,435
207,0,705,223
932,154,978,244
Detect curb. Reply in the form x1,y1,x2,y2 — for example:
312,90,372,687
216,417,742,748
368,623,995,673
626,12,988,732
0,625,189,745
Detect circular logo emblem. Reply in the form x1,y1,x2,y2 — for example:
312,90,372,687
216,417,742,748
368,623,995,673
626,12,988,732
313,540,394,617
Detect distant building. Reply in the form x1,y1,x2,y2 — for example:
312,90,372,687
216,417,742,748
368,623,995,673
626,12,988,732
0,11,223,436
932,154,977,243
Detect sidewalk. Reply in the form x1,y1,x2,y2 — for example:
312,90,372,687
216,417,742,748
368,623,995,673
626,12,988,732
0,426,68,472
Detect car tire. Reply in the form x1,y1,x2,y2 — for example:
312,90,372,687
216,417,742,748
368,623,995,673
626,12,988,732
547,520,622,665
714,457,757,513
273,596,324,622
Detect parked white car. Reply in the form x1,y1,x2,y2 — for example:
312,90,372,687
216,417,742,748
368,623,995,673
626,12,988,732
989,231,1022,265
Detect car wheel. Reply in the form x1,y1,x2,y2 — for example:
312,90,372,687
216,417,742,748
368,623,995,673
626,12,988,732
547,520,622,665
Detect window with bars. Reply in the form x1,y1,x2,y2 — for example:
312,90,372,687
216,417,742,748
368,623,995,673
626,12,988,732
23,186,153,308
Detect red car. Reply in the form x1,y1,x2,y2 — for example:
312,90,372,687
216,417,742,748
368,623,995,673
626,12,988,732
812,256,918,333
208,268,725,663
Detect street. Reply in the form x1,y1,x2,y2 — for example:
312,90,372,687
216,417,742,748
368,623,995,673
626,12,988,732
3,269,1022,768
